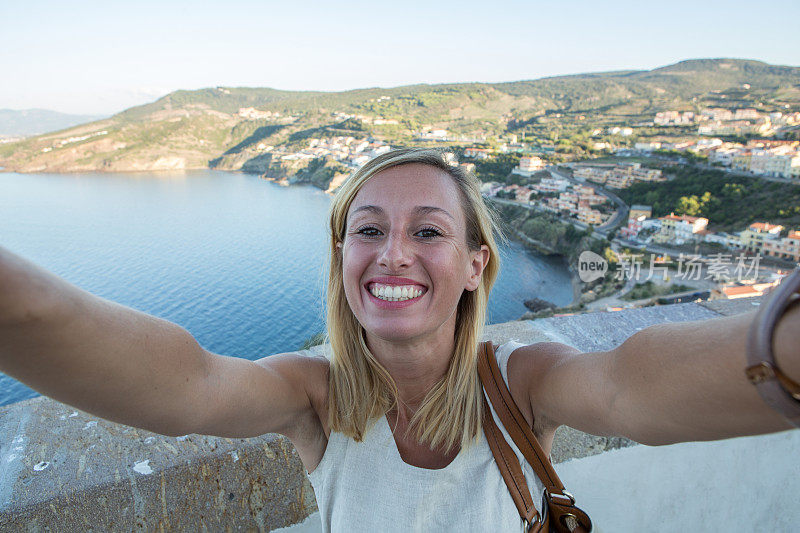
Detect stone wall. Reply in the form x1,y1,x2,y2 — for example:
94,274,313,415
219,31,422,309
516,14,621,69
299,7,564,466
0,399,315,531
0,298,763,531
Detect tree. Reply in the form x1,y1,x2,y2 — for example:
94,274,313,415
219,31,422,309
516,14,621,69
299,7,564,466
677,195,702,216
604,246,619,265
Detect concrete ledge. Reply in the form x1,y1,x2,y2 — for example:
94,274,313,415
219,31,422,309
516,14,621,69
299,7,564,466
0,397,315,531
0,299,759,530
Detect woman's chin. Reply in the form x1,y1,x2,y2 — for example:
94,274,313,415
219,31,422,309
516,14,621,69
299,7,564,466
362,321,430,344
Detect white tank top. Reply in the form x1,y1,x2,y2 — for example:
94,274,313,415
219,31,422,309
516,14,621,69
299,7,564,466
307,341,545,532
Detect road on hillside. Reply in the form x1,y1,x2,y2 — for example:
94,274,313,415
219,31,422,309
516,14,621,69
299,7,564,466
488,196,579,225
548,166,628,235
489,167,628,240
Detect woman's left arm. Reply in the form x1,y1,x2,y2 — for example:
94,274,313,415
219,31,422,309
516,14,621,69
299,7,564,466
527,303,799,446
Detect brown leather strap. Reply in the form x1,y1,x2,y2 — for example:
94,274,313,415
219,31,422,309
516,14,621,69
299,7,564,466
478,341,565,492
482,395,542,529
746,267,800,427
479,341,592,532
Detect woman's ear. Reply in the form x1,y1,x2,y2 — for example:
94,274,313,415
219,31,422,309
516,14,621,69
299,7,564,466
465,245,490,291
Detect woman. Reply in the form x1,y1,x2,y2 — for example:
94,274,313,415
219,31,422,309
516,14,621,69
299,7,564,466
1,148,798,531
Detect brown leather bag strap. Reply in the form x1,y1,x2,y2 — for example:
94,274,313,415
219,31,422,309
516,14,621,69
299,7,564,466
478,341,565,492
482,395,543,530
479,341,592,533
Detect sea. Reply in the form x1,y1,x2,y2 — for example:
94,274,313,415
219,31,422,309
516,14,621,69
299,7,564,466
0,170,573,406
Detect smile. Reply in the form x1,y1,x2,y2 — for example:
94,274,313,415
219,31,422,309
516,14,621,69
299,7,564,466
367,283,425,302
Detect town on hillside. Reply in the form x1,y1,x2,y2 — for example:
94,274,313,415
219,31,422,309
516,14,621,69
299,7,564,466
481,157,797,306
235,100,799,313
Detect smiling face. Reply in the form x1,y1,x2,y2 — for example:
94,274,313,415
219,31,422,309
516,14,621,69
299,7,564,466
340,163,489,345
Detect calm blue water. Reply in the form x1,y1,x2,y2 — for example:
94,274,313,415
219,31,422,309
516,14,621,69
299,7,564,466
0,170,572,406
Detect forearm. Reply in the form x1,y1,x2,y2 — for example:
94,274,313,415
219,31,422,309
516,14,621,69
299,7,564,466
0,247,209,436
609,306,798,445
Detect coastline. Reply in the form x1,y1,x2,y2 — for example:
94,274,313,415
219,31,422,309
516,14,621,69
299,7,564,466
569,264,583,305
505,230,584,309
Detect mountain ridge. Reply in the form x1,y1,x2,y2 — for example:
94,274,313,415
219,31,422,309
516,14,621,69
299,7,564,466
1,58,798,174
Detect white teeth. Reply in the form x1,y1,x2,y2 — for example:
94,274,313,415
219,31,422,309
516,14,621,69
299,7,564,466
369,284,424,302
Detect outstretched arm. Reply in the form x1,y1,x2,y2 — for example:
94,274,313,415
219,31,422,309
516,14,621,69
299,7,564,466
0,246,320,439
521,303,799,446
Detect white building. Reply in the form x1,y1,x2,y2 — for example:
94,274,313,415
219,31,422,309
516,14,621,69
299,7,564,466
535,177,569,193
704,232,741,249
635,141,662,152
512,156,545,177
693,138,724,151
709,147,741,166
607,127,633,136
654,213,709,245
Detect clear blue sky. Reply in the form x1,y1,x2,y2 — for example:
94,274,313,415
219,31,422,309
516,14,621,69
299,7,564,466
2,0,798,115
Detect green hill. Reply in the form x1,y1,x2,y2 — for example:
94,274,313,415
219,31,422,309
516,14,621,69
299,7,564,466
1,58,798,174
616,166,800,232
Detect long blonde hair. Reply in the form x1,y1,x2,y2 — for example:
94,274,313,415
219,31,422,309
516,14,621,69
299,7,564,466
326,148,503,452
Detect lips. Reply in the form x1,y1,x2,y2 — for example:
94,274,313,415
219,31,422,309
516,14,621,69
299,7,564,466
365,276,427,292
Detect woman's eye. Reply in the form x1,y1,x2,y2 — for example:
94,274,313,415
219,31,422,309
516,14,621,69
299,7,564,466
416,227,442,239
356,226,382,237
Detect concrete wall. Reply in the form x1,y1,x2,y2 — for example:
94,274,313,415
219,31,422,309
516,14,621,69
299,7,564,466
0,398,315,531
3,297,793,531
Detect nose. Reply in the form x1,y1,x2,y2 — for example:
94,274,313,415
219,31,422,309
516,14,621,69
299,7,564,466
377,231,413,271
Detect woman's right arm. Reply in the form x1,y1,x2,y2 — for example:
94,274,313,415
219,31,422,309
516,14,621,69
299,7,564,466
0,246,321,439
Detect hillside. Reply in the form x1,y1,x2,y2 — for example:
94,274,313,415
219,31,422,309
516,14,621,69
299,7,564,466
1,58,798,174
615,166,800,231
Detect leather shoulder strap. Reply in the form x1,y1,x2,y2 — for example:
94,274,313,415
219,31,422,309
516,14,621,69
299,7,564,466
482,397,542,529
478,341,565,492
479,341,592,532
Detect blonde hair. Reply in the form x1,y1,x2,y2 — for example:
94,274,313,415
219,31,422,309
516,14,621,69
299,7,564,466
326,148,503,452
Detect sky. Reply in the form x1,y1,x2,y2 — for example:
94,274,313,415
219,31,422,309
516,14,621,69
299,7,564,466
2,0,799,116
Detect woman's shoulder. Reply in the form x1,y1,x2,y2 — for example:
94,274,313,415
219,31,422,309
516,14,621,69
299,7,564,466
495,340,582,374
302,351,331,404
254,349,330,378
256,351,330,468
252,350,330,418
504,340,582,392
271,349,330,395
497,340,583,437
297,352,331,433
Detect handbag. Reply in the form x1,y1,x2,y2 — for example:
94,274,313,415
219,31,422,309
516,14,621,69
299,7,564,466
478,341,592,533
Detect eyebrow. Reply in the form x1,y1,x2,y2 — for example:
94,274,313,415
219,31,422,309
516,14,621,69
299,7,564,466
349,205,455,221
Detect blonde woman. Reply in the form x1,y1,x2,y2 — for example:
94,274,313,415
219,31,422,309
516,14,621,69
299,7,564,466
1,148,798,531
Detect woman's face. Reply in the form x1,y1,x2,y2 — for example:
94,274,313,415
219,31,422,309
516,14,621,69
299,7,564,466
341,163,489,344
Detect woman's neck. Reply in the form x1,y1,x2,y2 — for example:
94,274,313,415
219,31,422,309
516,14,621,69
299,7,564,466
365,320,456,419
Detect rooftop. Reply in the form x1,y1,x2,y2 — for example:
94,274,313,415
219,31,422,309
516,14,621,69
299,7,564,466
749,222,783,232
662,213,707,223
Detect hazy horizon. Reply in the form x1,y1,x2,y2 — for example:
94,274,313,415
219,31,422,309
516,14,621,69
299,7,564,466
3,56,798,120
2,0,799,115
